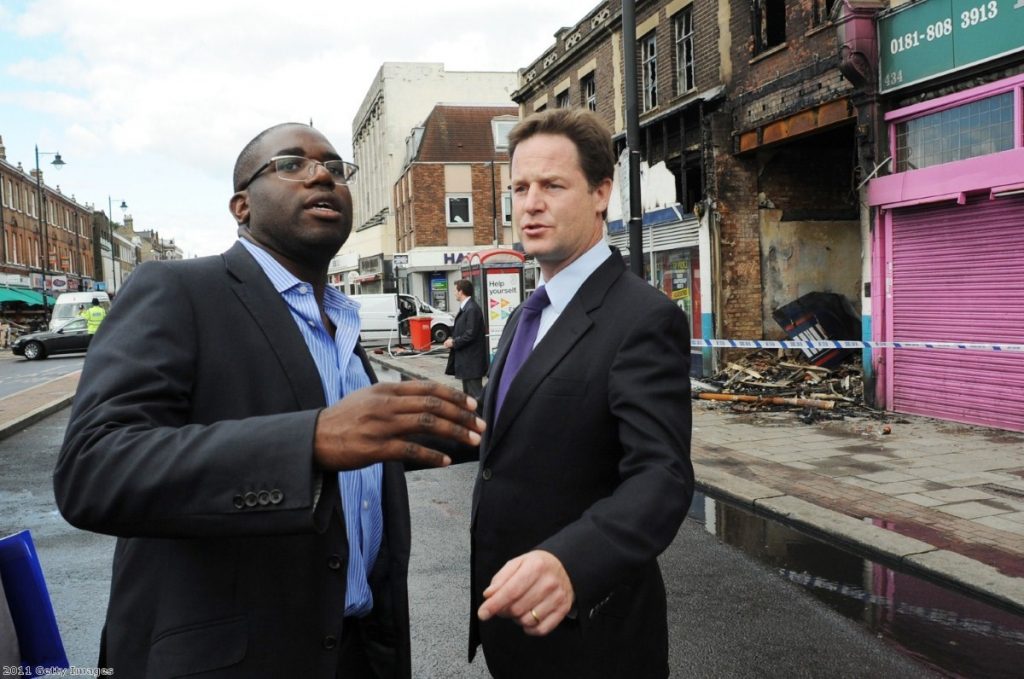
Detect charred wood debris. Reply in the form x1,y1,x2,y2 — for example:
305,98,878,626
692,350,893,427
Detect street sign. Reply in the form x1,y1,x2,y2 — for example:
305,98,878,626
878,0,1024,93
393,254,409,268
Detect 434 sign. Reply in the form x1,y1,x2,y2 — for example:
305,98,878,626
879,0,1024,93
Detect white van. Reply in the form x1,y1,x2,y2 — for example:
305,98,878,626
350,293,455,345
49,292,111,331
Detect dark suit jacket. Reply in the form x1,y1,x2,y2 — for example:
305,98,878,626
445,296,488,380
469,251,693,678
54,242,412,678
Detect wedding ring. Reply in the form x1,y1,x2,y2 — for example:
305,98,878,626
530,608,541,624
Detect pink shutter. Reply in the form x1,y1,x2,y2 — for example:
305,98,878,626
888,195,1024,431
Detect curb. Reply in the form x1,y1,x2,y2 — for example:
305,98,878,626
0,393,75,443
368,354,1024,615
696,464,1024,615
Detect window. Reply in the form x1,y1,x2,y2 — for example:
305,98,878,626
446,194,473,226
502,192,512,225
674,8,695,94
492,119,517,150
812,0,837,27
754,0,786,53
895,92,1014,172
581,74,596,111
641,34,658,111
555,90,570,108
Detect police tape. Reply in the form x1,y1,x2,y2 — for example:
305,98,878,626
690,339,1024,352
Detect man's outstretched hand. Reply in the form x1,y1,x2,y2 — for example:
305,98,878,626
314,381,485,470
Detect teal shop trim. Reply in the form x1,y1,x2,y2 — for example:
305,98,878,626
862,315,873,379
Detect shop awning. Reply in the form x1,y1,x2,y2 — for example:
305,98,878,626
0,287,57,306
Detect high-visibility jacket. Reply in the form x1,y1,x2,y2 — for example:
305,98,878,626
80,306,107,334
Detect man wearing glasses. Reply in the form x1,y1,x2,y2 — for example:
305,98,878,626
55,123,484,678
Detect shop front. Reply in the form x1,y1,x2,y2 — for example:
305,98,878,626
607,206,702,374
393,246,496,313
868,74,1024,432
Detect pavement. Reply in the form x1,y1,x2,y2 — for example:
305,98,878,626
3,346,1022,617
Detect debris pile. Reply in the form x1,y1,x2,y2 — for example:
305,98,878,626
693,350,877,422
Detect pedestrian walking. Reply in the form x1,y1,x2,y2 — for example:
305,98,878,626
444,278,488,400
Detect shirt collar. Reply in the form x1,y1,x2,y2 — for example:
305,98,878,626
538,240,612,314
238,238,356,312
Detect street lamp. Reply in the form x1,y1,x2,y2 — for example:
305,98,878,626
35,145,66,323
107,196,127,292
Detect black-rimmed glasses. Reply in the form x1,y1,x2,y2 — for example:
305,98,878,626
240,155,358,190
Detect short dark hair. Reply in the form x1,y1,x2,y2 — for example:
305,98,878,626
232,122,310,192
507,108,615,190
91,298,100,305
454,279,474,297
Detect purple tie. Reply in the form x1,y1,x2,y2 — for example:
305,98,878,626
494,287,550,418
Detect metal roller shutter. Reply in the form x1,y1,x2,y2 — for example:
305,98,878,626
888,195,1024,431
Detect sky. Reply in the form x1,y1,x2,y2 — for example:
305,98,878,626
0,0,601,258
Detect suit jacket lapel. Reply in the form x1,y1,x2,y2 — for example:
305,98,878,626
482,252,627,456
223,241,325,411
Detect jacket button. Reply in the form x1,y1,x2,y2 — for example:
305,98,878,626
232,495,245,509
257,490,271,506
328,555,342,570
322,635,337,649
269,489,284,504
481,468,492,481
244,492,258,507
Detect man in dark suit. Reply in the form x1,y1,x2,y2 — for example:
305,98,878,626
54,123,484,678
444,278,488,399
469,109,693,677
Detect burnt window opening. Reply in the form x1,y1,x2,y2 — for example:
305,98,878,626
641,33,658,111
581,74,597,111
754,0,786,53
812,0,837,26
667,156,704,214
674,7,695,94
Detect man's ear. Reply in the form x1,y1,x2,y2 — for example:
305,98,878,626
229,191,250,225
592,177,612,215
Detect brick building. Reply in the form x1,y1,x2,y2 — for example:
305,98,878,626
511,0,727,373
349,63,518,293
509,0,885,379
393,104,518,312
0,136,96,301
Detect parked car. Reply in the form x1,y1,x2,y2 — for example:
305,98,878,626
10,318,92,360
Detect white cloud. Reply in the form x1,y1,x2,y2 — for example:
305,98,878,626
2,0,600,255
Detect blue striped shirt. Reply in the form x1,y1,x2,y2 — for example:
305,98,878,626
240,239,382,618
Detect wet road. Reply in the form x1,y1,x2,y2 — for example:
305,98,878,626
0,353,84,400
1,409,940,677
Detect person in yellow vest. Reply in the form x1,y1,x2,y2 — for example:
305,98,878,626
80,298,107,334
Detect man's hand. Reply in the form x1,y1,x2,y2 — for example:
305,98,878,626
478,550,574,636
443,338,454,349
313,381,484,470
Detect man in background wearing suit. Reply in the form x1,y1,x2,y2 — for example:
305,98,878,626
444,278,488,399
469,108,693,677
55,122,484,678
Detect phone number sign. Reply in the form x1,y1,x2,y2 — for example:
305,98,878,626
879,0,1024,93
